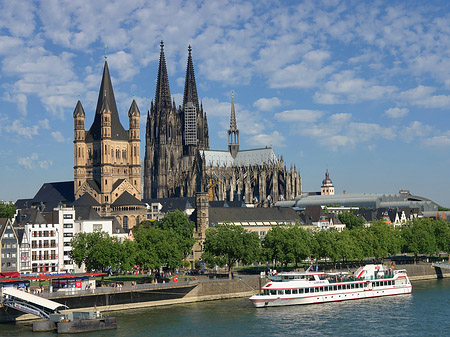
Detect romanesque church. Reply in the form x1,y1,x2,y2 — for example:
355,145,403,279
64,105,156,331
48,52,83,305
73,58,146,229
143,42,302,205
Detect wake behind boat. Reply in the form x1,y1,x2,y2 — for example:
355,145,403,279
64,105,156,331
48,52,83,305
249,264,411,308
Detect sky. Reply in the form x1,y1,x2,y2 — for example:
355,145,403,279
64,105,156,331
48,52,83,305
0,0,450,207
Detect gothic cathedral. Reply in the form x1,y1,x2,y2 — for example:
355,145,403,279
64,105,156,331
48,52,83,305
144,42,302,204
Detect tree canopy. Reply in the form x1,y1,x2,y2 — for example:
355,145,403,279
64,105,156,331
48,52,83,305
338,211,365,229
70,231,129,273
202,224,261,279
0,202,16,219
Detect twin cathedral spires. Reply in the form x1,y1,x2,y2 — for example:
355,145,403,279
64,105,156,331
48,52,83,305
143,41,210,199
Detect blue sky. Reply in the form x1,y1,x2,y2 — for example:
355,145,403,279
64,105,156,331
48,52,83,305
1,0,450,207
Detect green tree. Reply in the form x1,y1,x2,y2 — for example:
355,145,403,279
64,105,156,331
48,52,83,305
70,231,120,273
0,202,16,219
335,230,356,263
338,211,365,230
202,224,261,279
313,229,336,263
286,226,312,267
402,218,437,263
157,210,195,259
262,226,289,267
366,221,401,260
133,225,184,270
432,219,450,255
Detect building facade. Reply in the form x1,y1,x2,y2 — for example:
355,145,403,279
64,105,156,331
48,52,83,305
144,42,301,204
73,59,146,229
0,218,19,272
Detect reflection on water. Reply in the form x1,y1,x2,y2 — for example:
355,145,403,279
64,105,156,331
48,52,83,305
2,278,450,337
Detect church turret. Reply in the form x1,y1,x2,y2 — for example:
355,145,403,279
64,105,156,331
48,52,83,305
73,100,86,196
228,92,239,159
321,169,334,195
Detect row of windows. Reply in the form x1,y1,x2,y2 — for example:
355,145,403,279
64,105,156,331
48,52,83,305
263,281,395,296
1,243,16,249
32,231,56,237
2,262,16,268
32,224,56,229
1,253,16,258
31,240,56,248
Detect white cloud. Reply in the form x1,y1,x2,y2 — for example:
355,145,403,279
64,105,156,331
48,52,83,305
423,131,450,148
17,153,53,170
384,107,409,118
270,50,334,89
314,70,398,104
247,131,285,148
253,97,281,111
38,119,50,129
275,109,324,123
4,120,39,138
398,85,450,109
400,121,432,143
51,131,66,142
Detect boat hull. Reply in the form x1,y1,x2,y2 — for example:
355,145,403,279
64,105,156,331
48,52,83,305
250,285,412,308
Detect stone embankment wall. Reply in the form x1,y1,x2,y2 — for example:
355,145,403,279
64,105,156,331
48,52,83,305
401,264,450,280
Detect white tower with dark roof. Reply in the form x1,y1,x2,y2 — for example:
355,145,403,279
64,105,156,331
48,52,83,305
321,169,335,195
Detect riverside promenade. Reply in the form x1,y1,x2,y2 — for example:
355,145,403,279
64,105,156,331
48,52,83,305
2,263,447,322
1,275,260,322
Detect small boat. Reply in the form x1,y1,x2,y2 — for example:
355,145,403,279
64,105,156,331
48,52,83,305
249,264,411,308
33,311,117,333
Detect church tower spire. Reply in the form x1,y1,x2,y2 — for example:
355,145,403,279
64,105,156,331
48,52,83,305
155,41,172,110
87,60,127,141
183,45,199,110
228,91,239,158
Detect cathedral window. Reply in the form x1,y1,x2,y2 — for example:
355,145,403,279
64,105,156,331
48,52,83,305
123,216,128,230
134,146,137,157
169,124,173,138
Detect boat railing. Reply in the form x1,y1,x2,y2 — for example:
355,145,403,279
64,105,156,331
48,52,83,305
326,273,394,283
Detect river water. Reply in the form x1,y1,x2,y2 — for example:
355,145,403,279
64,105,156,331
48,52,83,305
2,278,450,336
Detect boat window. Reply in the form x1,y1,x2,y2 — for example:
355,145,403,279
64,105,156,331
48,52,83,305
278,290,284,295
338,285,342,290
263,290,269,295
285,289,291,295
333,285,337,291
299,288,304,294
315,287,320,293
270,290,277,295
351,284,355,289
292,289,298,295
319,287,324,292
305,288,309,293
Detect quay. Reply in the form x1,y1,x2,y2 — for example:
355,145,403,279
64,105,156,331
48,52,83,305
1,263,449,322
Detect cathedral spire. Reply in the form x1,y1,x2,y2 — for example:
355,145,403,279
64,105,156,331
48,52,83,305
183,45,199,110
228,91,239,158
155,40,172,110
87,60,127,141
230,91,237,130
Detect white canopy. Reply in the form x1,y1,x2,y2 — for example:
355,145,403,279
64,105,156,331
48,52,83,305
2,287,68,311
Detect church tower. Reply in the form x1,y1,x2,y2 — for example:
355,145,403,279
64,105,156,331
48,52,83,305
228,92,239,159
73,58,144,228
144,41,183,199
321,169,334,195
182,45,209,155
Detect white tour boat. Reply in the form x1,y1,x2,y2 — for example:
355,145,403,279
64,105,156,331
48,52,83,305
249,264,411,308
